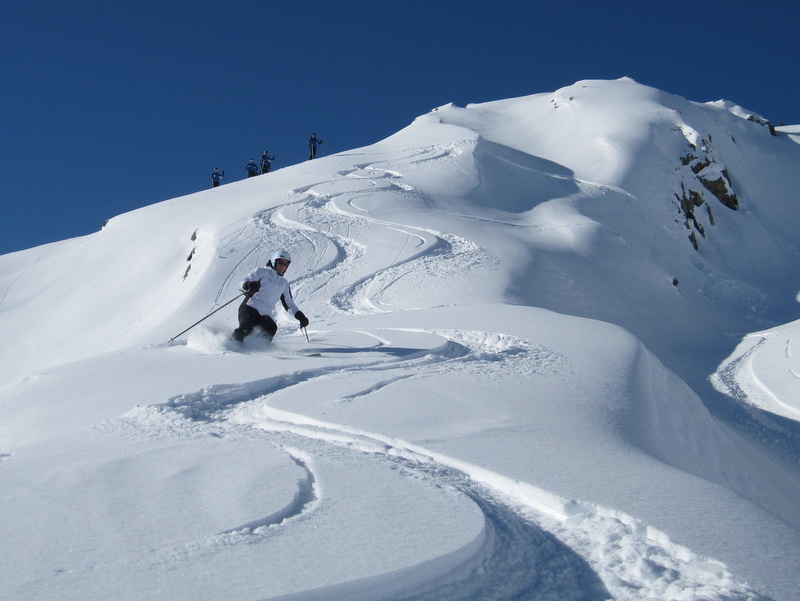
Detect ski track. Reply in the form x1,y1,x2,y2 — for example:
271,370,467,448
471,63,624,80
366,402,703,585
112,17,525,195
218,449,318,535
710,336,800,466
110,327,767,601
210,148,495,319
120,146,771,599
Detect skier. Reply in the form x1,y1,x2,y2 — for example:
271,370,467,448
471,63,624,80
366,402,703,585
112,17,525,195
210,168,225,188
308,133,323,159
232,250,310,343
260,150,275,174
246,159,259,177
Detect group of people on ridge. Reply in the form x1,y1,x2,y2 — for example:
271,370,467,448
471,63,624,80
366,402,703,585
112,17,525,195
247,150,275,178
210,133,324,188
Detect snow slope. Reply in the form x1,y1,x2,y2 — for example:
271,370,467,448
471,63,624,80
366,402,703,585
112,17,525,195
2,78,800,600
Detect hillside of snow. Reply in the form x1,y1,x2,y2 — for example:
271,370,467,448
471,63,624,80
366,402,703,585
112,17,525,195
2,77,800,601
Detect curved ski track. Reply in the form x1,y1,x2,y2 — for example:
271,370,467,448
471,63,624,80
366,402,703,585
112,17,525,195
124,326,767,601
135,330,612,600
212,151,495,316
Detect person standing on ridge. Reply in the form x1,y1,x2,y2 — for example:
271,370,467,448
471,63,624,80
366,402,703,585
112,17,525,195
246,159,259,177
308,133,323,159
260,150,275,174
211,168,225,188
232,250,310,343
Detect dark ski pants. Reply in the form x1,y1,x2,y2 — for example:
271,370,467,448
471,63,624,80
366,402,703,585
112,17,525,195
233,304,278,342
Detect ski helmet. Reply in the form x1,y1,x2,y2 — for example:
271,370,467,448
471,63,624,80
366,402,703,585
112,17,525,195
270,250,292,264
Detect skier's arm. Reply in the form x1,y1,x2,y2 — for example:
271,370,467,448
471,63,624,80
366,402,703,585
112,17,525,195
280,293,309,328
240,269,263,295
242,280,261,296
279,281,302,314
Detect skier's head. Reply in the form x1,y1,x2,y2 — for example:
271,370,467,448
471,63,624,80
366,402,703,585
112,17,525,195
270,250,292,273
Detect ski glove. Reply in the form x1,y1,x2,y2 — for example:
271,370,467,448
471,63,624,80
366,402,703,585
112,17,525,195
243,280,261,296
295,311,309,328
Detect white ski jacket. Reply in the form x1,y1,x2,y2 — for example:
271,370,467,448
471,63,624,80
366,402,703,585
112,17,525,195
240,266,300,319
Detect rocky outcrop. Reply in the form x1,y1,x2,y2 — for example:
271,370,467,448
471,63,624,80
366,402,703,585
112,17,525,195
674,132,740,250
746,114,777,136
698,168,738,210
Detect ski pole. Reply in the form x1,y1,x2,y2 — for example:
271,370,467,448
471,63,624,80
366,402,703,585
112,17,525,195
168,292,244,343
302,326,310,342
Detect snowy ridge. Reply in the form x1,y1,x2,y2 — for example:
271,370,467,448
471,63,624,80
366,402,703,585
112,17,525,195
2,78,800,600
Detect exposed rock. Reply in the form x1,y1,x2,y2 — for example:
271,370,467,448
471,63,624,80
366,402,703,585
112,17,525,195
690,157,711,174
675,140,740,250
698,169,738,210
747,114,777,136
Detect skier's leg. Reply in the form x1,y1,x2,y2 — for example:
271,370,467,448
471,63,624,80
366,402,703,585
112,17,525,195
257,315,278,341
233,304,260,341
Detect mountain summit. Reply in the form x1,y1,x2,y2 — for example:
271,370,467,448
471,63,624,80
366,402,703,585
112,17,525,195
2,78,800,601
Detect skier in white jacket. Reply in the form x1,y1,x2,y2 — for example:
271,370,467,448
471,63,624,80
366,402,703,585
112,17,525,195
232,250,309,342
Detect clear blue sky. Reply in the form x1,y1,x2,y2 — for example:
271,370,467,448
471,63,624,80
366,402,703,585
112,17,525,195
2,0,797,255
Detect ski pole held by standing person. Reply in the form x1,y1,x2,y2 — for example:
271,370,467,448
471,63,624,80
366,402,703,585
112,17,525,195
308,133,323,159
210,168,225,188
260,150,275,174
